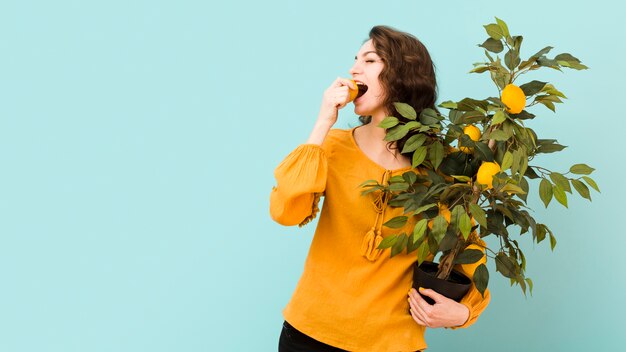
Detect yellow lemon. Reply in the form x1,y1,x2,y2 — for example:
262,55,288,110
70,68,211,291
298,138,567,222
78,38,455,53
459,125,481,154
476,162,501,189
501,84,526,114
348,80,359,102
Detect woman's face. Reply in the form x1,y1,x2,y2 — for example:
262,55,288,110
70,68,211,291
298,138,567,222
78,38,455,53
350,39,386,118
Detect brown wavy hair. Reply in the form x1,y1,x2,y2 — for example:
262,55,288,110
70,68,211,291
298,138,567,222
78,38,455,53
359,25,438,156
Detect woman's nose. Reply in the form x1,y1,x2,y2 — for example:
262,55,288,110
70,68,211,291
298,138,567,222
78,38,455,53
349,61,360,76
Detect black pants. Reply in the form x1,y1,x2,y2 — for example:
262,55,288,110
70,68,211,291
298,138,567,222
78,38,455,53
278,321,348,352
278,320,421,352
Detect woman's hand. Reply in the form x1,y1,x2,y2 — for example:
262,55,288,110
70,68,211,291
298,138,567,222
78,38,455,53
307,77,356,145
408,288,470,328
316,77,357,127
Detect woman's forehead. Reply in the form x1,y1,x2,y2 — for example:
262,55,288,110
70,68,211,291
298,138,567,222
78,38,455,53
356,40,378,56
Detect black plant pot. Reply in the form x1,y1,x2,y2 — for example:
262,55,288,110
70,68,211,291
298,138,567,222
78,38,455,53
412,261,471,305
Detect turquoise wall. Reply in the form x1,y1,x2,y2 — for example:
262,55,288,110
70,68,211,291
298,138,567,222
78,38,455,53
0,1,624,351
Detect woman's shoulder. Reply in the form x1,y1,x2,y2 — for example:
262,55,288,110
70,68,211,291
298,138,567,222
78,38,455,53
324,126,355,147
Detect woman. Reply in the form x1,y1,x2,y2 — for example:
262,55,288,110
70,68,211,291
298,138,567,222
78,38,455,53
270,25,490,352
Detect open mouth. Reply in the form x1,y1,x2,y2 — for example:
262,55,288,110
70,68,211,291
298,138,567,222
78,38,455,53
356,82,368,98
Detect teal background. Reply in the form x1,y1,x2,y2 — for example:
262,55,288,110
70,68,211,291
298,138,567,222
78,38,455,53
0,0,624,351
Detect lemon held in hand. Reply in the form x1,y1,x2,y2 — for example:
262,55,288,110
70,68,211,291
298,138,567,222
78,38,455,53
348,80,369,102
459,125,481,154
501,84,526,114
476,162,501,189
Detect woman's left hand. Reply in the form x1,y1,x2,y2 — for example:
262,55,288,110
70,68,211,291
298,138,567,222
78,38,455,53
408,288,469,328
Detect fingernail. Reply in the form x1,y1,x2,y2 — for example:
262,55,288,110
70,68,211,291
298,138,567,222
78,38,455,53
418,287,425,292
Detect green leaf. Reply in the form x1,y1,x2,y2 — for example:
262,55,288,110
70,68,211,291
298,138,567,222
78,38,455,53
417,240,430,266
553,184,568,208
358,179,379,187
492,110,507,125
431,215,448,243
412,219,428,243
406,232,420,253
394,102,417,120
541,83,567,98
403,171,417,185
519,80,547,96
378,234,398,249
538,99,556,112
378,116,399,129
360,185,383,196
468,203,487,229
474,142,495,162
526,278,534,296
479,37,504,53
459,213,472,240
461,110,485,123
501,151,513,170
518,175,529,202
451,175,471,182
412,146,428,168
389,175,405,183
413,203,438,216
450,205,465,230
512,35,523,52
457,97,489,111
419,108,440,125
495,17,510,37
484,23,504,40
474,263,489,297
438,231,459,252
504,49,520,71
429,141,445,170
454,249,484,264
405,121,422,130
571,179,591,200
383,216,408,229
388,182,409,192
554,53,588,70
531,46,554,59
401,134,427,153
583,176,600,192
391,233,408,257
539,178,553,208
511,149,521,176
550,172,571,193
470,65,491,74
569,164,595,175
439,100,458,109
537,143,567,154
548,228,557,250
536,224,547,243
500,183,526,195
495,253,517,279
384,124,410,142
489,130,509,141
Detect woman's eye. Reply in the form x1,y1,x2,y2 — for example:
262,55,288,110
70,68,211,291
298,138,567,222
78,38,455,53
366,60,375,63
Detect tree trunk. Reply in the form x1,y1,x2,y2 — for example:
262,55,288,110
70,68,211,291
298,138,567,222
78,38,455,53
434,131,497,280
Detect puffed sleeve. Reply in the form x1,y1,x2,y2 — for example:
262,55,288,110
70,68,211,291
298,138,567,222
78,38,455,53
269,143,328,227
449,240,491,329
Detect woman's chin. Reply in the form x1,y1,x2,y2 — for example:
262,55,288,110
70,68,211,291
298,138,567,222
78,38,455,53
353,105,369,117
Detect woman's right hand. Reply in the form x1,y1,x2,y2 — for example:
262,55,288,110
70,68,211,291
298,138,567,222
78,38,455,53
306,78,356,145
316,77,357,127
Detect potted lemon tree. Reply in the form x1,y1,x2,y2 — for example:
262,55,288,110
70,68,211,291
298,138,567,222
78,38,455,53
360,18,598,300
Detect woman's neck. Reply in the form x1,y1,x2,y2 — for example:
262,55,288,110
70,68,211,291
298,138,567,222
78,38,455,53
362,111,390,143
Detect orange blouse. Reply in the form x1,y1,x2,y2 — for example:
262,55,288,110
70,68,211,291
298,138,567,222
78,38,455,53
270,127,490,351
